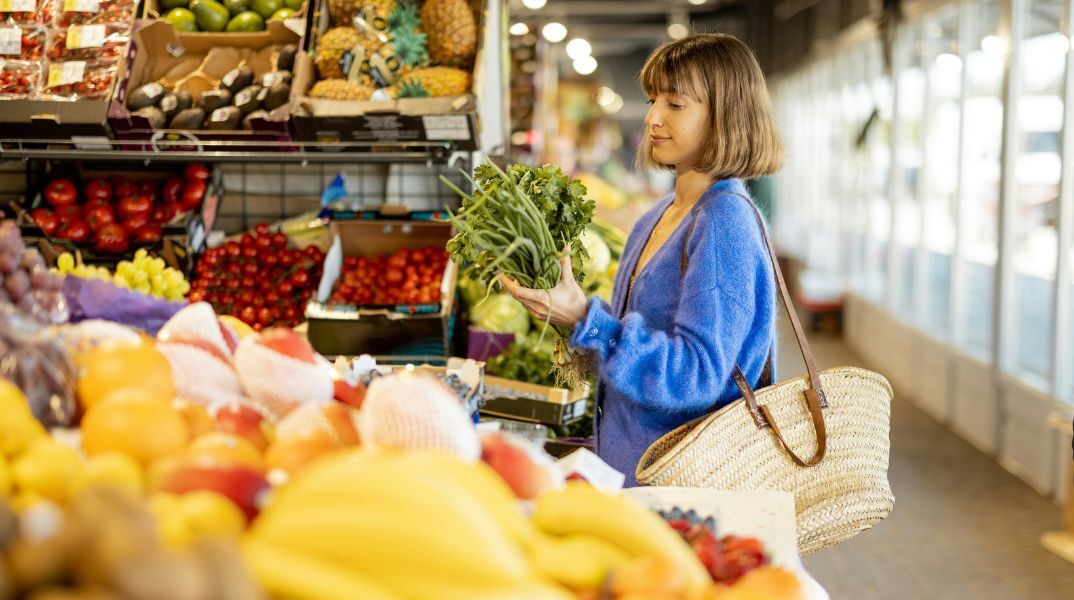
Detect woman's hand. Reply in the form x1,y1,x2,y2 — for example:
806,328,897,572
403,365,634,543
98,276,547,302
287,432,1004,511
500,250,589,329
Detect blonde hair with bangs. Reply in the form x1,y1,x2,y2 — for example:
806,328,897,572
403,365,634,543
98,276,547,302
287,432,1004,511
637,33,783,179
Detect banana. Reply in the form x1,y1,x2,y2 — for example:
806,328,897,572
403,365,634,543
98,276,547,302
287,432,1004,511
531,482,711,587
242,538,404,600
251,451,538,599
530,532,633,591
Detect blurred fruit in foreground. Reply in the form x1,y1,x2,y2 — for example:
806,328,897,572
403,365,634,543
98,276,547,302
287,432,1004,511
11,439,81,503
76,341,175,410
71,452,145,498
81,391,189,465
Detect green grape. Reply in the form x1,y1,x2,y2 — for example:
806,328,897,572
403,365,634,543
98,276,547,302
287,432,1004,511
132,270,149,285
134,249,149,261
177,280,190,295
147,258,165,276
116,261,135,279
57,253,75,273
150,274,167,293
113,274,130,289
134,282,151,295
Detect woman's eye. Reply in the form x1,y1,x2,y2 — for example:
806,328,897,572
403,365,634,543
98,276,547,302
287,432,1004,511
645,98,655,105
669,103,683,110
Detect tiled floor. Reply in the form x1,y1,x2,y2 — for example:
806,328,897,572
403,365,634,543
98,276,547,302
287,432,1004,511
778,326,1074,599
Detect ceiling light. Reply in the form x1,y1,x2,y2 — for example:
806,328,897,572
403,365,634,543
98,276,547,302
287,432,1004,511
521,0,546,9
981,35,1007,56
566,38,592,60
573,55,598,75
667,23,689,40
600,93,624,115
596,86,616,107
687,0,706,4
509,22,529,36
542,22,567,43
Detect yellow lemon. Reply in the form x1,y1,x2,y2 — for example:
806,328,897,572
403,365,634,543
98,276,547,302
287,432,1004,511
72,452,146,497
177,490,247,540
148,491,182,516
10,490,48,512
0,455,11,497
0,379,45,459
12,438,82,503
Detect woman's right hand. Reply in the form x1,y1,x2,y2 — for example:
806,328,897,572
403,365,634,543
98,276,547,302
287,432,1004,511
499,251,589,329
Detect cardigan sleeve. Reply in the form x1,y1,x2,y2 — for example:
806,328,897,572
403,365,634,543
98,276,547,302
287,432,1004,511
569,195,768,417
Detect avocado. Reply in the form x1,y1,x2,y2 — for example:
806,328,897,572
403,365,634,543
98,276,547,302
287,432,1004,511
199,89,232,113
249,0,281,19
191,0,230,32
243,109,268,130
220,66,254,95
163,7,198,31
261,70,292,87
233,85,263,114
169,107,206,131
126,82,165,111
226,10,264,32
223,0,248,15
206,106,243,130
262,82,290,111
269,7,294,19
159,91,192,121
132,107,167,130
283,0,302,10
276,44,296,72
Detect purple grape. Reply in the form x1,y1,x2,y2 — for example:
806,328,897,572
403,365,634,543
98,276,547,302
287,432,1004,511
29,265,49,290
20,249,44,272
5,269,29,299
16,294,32,313
0,251,18,275
0,286,9,305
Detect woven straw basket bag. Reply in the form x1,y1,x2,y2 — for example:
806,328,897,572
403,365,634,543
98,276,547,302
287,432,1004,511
635,194,895,556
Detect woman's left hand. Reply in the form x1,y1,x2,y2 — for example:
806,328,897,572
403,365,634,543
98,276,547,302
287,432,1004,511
500,250,589,329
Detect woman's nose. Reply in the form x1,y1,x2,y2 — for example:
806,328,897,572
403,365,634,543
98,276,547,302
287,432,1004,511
645,105,662,129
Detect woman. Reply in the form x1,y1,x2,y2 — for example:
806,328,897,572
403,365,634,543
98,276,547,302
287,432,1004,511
502,33,783,485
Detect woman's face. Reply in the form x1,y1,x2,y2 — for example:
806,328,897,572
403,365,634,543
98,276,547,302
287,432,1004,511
644,91,709,172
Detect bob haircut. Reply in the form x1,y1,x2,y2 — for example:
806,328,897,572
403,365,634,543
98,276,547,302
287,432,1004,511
637,33,784,180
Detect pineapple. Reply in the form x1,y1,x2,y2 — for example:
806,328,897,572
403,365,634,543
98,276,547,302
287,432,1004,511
315,27,361,80
392,66,470,98
328,0,396,27
420,0,477,68
309,79,375,100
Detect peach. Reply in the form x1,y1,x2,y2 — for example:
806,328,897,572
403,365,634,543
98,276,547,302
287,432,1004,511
257,328,315,364
479,432,555,500
215,402,273,452
264,435,340,477
154,461,270,522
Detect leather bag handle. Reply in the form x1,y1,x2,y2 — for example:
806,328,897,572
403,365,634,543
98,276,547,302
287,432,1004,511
681,191,829,467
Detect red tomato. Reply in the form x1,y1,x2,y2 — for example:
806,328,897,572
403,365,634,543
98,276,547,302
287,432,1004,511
85,179,112,203
44,179,77,207
181,180,207,211
239,306,257,324
118,194,153,219
31,208,59,236
385,268,403,285
184,163,210,181
112,177,137,200
55,219,89,242
122,212,150,234
86,203,115,232
134,224,162,244
161,176,184,204
254,224,270,236
94,223,129,253
289,270,309,288
271,232,288,249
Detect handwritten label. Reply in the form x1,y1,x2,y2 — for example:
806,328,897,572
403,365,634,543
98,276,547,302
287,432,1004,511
47,61,85,87
0,0,36,12
67,24,106,49
63,0,99,12
0,26,21,55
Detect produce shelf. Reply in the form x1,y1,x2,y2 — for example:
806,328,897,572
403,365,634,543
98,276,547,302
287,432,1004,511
0,138,462,164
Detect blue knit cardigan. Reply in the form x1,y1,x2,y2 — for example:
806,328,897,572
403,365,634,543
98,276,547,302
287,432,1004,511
570,179,776,486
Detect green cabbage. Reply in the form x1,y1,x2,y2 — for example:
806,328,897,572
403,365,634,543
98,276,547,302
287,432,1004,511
580,228,611,276
469,293,531,337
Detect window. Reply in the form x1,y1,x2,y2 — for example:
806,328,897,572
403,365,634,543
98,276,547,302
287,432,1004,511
921,9,962,337
892,24,927,320
1011,0,1065,382
865,43,893,302
958,0,1004,358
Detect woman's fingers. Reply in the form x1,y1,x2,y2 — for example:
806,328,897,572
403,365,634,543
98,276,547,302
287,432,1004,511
499,273,541,303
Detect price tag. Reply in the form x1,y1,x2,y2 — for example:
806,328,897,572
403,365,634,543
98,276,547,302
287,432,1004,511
0,26,21,55
62,0,99,12
0,0,36,11
67,24,106,48
47,61,85,87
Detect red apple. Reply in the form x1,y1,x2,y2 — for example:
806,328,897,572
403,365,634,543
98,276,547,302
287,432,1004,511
94,223,129,253
154,460,270,521
480,432,554,500
85,178,112,203
257,328,316,364
44,179,77,207
215,402,271,451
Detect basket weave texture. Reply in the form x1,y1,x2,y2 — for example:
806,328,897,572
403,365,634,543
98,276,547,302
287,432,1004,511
636,366,895,555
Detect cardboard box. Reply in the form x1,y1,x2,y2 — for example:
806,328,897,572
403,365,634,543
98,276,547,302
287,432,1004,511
107,19,304,151
305,219,458,357
480,375,591,426
288,1,483,149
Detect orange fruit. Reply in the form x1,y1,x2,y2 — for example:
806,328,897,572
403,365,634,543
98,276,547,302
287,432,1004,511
264,434,339,476
186,432,264,472
81,389,190,465
77,341,175,410
174,400,216,438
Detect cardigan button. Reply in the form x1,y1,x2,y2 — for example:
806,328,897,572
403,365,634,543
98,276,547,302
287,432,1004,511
589,327,599,336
